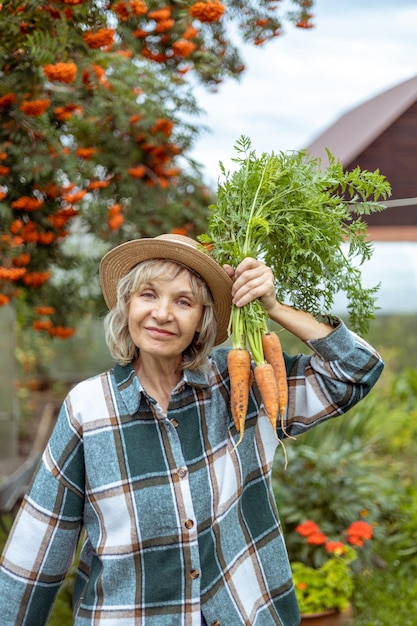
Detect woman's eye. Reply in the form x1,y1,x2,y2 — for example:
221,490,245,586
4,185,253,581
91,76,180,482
140,291,156,299
177,299,191,307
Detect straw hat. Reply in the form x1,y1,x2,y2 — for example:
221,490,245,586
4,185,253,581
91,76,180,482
99,234,233,345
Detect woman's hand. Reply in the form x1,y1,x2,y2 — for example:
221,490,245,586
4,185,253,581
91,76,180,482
223,258,336,341
223,258,278,316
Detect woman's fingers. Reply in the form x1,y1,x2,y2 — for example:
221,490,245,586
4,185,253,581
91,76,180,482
232,258,276,309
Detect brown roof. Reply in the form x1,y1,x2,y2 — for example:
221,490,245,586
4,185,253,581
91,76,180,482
305,74,417,165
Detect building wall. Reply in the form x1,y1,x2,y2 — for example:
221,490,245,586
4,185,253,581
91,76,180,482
345,101,417,228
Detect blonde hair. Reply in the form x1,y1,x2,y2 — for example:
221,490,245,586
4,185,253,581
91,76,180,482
103,259,217,370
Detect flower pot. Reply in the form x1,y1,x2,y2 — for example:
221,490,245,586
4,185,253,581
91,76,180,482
300,606,352,626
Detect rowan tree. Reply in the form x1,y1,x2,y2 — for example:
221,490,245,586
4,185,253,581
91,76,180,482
0,0,315,337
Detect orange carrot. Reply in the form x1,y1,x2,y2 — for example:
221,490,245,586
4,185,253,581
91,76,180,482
254,362,279,429
228,348,251,446
261,332,288,421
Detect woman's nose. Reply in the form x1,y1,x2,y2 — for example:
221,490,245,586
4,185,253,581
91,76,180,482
152,299,173,321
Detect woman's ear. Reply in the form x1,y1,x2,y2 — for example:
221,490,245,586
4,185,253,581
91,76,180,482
195,316,203,334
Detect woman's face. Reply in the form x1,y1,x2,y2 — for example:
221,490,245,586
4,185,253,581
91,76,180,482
127,269,204,362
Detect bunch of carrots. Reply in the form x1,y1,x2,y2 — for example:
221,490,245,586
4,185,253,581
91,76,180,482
199,135,294,446
227,298,288,447
200,135,390,447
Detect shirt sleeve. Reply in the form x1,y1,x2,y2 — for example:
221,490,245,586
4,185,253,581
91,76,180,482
0,401,85,625
282,320,384,436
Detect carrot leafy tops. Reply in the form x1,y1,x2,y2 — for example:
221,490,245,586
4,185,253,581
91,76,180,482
199,135,391,446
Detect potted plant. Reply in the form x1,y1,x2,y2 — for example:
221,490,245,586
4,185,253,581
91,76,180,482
291,519,373,625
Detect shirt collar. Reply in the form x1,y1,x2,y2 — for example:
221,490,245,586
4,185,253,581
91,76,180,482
113,361,211,415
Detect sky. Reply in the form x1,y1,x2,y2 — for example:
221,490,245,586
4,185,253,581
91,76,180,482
189,0,417,315
190,0,417,185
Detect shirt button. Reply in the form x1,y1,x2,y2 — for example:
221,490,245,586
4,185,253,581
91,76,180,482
184,519,194,529
177,467,188,479
189,569,200,579
211,621,221,626
171,418,179,427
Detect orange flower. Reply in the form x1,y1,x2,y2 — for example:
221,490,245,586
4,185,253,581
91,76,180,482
82,64,108,87
325,541,347,556
0,293,10,306
108,203,122,217
48,207,78,229
116,49,133,58
154,18,175,33
346,521,373,547
54,104,83,121
88,180,110,190
35,306,56,315
20,99,51,116
0,267,27,281
83,28,115,49
63,189,87,203
20,222,39,243
295,520,321,537
164,167,181,177
0,152,7,160
255,18,270,27
158,177,169,189
33,319,53,332
76,147,97,159
140,47,168,63
148,7,172,21
0,93,16,108
128,165,146,178
0,189,7,201
183,25,199,39
189,0,225,23
48,325,76,339
133,28,148,39
130,0,147,15
113,0,130,20
306,532,328,546
40,183,61,199
12,253,31,267
113,0,147,20
129,114,141,124
0,165,10,176
37,232,55,245
11,196,44,211
22,271,51,287
172,40,197,58
171,227,188,236
108,213,124,231
43,62,78,84
296,14,314,29
151,118,174,137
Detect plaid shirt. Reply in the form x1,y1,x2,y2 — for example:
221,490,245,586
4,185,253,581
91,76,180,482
0,322,383,626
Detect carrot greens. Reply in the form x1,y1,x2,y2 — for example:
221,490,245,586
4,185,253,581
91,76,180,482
200,134,391,339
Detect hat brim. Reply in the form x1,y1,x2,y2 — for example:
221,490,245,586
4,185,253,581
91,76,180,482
99,236,233,346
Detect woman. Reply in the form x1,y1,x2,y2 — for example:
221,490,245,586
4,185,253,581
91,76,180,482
0,233,384,626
